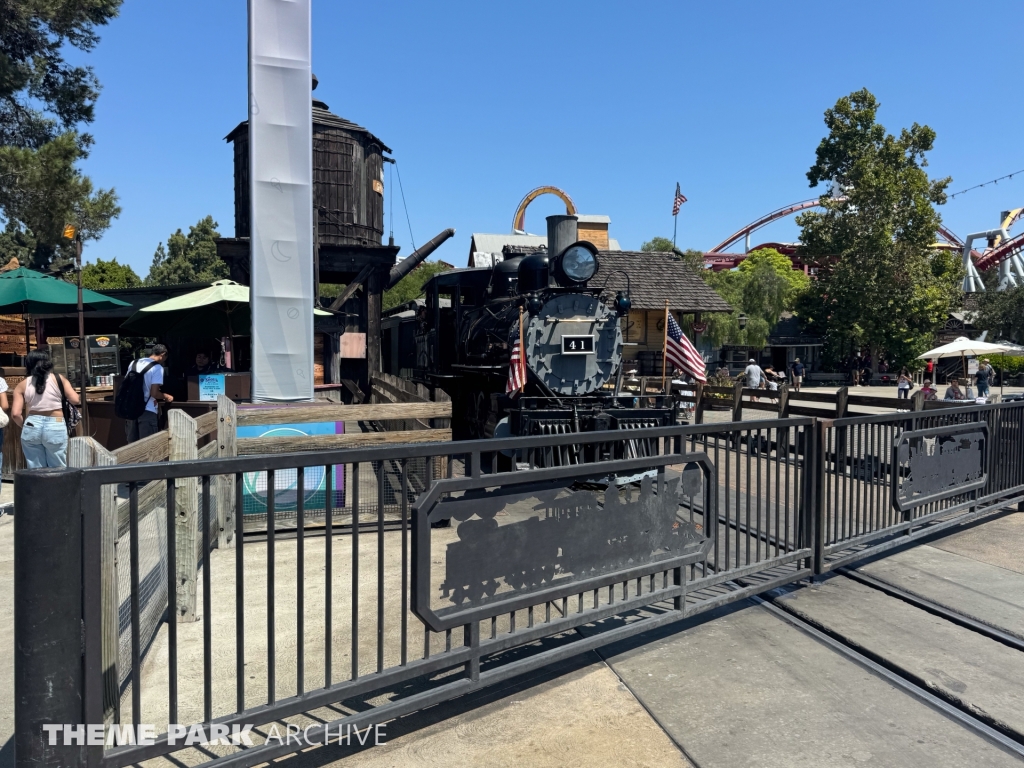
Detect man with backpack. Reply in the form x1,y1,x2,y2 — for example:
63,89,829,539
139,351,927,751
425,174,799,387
117,344,173,442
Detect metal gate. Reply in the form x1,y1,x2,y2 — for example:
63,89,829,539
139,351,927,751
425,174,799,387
14,402,1024,768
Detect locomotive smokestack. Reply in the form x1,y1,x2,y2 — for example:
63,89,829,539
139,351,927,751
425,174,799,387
547,215,578,258
386,227,455,289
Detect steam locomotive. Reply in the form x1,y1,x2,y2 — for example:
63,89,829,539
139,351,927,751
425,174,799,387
410,215,676,442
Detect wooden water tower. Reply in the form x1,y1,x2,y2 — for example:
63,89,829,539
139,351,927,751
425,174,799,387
216,75,400,394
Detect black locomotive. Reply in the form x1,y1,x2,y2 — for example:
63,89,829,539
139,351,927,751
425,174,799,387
409,215,675,442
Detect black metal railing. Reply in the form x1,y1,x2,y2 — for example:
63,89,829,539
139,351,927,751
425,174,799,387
15,417,817,768
13,401,1024,768
813,400,1024,572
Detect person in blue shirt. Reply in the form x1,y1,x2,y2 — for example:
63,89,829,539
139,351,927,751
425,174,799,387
791,358,805,391
125,345,173,443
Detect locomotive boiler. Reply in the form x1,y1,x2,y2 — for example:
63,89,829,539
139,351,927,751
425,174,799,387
413,215,675,442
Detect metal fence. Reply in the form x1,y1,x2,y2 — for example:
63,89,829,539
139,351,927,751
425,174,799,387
13,401,1024,768
813,400,1024,572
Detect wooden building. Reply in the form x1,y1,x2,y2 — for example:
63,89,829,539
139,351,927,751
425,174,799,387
597,250,733,375
215,76,399,394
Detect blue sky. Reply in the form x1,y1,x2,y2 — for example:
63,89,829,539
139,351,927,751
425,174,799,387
75,0,1024,275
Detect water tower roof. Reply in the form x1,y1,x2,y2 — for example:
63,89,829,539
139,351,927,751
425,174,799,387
225,95,390,152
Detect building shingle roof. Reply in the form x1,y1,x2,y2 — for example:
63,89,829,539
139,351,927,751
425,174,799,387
597,251,732,313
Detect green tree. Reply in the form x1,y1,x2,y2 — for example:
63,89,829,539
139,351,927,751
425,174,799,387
795,88,960,370
641,238,707,276
641,237,675,252
146,216,228,285
383,261,450,311
0,1,123,269
1,0,123,148
975,284,1024,345
0,132,120,268
701,248,809,349
81,257,141,289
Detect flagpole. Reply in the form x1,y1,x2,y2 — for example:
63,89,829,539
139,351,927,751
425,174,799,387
518,304,526,393
661,300,669,393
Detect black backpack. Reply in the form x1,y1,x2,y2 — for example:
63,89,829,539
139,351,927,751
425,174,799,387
115,359,159,420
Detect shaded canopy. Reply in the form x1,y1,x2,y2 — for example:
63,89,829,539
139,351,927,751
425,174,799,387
119,280,330,337
0,267,131,313
917,336,1024,359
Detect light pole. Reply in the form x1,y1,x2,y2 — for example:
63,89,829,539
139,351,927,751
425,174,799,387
62,224,89,433
74,234,88,432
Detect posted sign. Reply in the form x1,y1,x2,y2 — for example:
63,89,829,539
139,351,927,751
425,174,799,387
198,374,225,401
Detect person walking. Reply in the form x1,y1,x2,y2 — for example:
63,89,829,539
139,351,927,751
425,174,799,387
975,359,993,399
791,358,805,391
11,349,80,468
125,344,173,443
743,358,764,388
896,367,913,400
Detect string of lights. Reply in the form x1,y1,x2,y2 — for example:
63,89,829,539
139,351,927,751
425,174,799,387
949,168,1024,199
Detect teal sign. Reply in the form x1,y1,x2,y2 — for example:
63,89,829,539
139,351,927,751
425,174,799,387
237,421,345,514
198,374,225,401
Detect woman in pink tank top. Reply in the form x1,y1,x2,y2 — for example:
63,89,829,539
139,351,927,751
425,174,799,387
11,349,81,468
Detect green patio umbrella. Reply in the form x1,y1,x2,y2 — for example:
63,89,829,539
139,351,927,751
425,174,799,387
119,279,330,337
0,266,131,354
0,266,130,313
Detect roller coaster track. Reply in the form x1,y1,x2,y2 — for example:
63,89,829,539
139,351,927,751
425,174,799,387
707,198,1022,273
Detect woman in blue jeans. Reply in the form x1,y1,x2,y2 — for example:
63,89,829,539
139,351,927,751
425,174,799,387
11,349,81,468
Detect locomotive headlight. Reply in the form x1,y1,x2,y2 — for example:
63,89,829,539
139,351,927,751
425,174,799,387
561,245,598,282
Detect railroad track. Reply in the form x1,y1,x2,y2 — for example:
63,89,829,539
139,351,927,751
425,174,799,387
752,584,1024,760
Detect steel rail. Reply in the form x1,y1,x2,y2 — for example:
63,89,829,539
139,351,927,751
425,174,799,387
755,595,1024,758
836,567,1024,652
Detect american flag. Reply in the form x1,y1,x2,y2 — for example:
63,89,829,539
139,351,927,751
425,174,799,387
506,337,526,394
672,183,687,216
665,314,706,382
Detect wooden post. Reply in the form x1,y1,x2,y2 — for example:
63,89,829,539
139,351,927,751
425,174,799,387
68,437,119,722
694,381,705,424
327,331,341,385
168,409,199,622
366,268,382,388
910,389,924,412
778,382,790,418
732,379,744,422
216,395,238,549
835,386,849,418
661,301,669,393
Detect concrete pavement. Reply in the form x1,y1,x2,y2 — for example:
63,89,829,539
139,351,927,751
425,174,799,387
777,574,1024,741
856,544,1024,640
595,600,1022,768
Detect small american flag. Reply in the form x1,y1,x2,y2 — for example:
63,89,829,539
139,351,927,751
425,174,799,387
672,183,687,216
665,314,706,382
506,337,526,394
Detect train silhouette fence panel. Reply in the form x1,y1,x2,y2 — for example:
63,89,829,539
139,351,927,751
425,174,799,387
15,417,817,768
227,395,452,534
812,399,1024,573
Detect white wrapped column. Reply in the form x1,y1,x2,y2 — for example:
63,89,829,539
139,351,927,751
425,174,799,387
248,0,314,401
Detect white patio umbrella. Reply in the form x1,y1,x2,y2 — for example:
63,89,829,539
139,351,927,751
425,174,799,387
918,336,1024,388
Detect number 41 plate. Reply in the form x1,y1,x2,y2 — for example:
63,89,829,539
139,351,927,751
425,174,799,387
561,335,595,354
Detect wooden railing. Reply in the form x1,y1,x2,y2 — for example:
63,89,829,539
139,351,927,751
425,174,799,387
691,382,986,423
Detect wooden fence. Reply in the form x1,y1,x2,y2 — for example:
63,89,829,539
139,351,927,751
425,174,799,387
691,382,983,423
